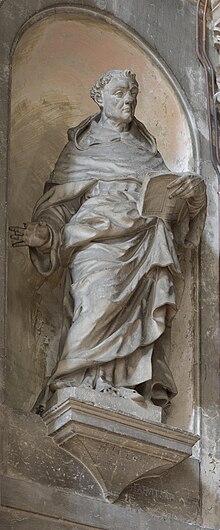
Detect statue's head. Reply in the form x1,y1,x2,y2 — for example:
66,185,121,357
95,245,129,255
90,69,139,124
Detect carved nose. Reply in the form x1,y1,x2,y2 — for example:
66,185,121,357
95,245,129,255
124,94,133,104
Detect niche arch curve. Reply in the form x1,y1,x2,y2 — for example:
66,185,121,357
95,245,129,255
7,6,200,432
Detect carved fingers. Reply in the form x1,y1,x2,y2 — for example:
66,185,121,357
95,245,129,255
9,224,28,247
9,221,50,248
167,175,203,199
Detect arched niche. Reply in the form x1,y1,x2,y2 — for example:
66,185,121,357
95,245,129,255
7,8,200,432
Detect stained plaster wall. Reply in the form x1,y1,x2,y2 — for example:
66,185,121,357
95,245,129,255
0,1,219,530
8,11,197,431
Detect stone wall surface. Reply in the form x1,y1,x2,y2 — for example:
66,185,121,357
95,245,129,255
0,1,219,529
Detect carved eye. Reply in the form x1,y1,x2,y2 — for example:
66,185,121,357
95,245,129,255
114,90,124,97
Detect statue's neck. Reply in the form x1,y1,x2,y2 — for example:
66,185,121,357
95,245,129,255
99,114,131,133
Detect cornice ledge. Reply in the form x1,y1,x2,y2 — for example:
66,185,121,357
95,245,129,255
43,387,199,503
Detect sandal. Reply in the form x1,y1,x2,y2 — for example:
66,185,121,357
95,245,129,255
95,376,118,395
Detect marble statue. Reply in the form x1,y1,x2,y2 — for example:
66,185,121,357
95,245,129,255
10,69,207,411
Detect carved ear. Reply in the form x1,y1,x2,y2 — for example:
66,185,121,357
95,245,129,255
94,90,103,108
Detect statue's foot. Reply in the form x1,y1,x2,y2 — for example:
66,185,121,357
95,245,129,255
95,376,118,395
50,380,73,391
116,387,144,402
80,375,94,389
51,376,94,392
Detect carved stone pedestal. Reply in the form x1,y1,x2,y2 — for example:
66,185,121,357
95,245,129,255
43,388,199,503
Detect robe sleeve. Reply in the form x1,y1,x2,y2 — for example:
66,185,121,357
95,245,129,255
29,180,95,277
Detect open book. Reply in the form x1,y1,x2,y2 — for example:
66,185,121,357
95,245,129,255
138,173,187,224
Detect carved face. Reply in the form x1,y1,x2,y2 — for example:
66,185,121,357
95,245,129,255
100,76,138,124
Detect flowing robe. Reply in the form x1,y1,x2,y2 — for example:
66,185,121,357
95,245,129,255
31,114,206,407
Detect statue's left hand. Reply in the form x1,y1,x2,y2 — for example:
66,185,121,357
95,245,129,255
167,174,204,199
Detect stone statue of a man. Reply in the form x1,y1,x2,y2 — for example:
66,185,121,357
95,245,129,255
10,69,206,410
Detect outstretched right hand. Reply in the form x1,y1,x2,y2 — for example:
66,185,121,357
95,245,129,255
9,221,50,248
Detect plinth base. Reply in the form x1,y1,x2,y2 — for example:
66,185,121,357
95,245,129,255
43,387,199,502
